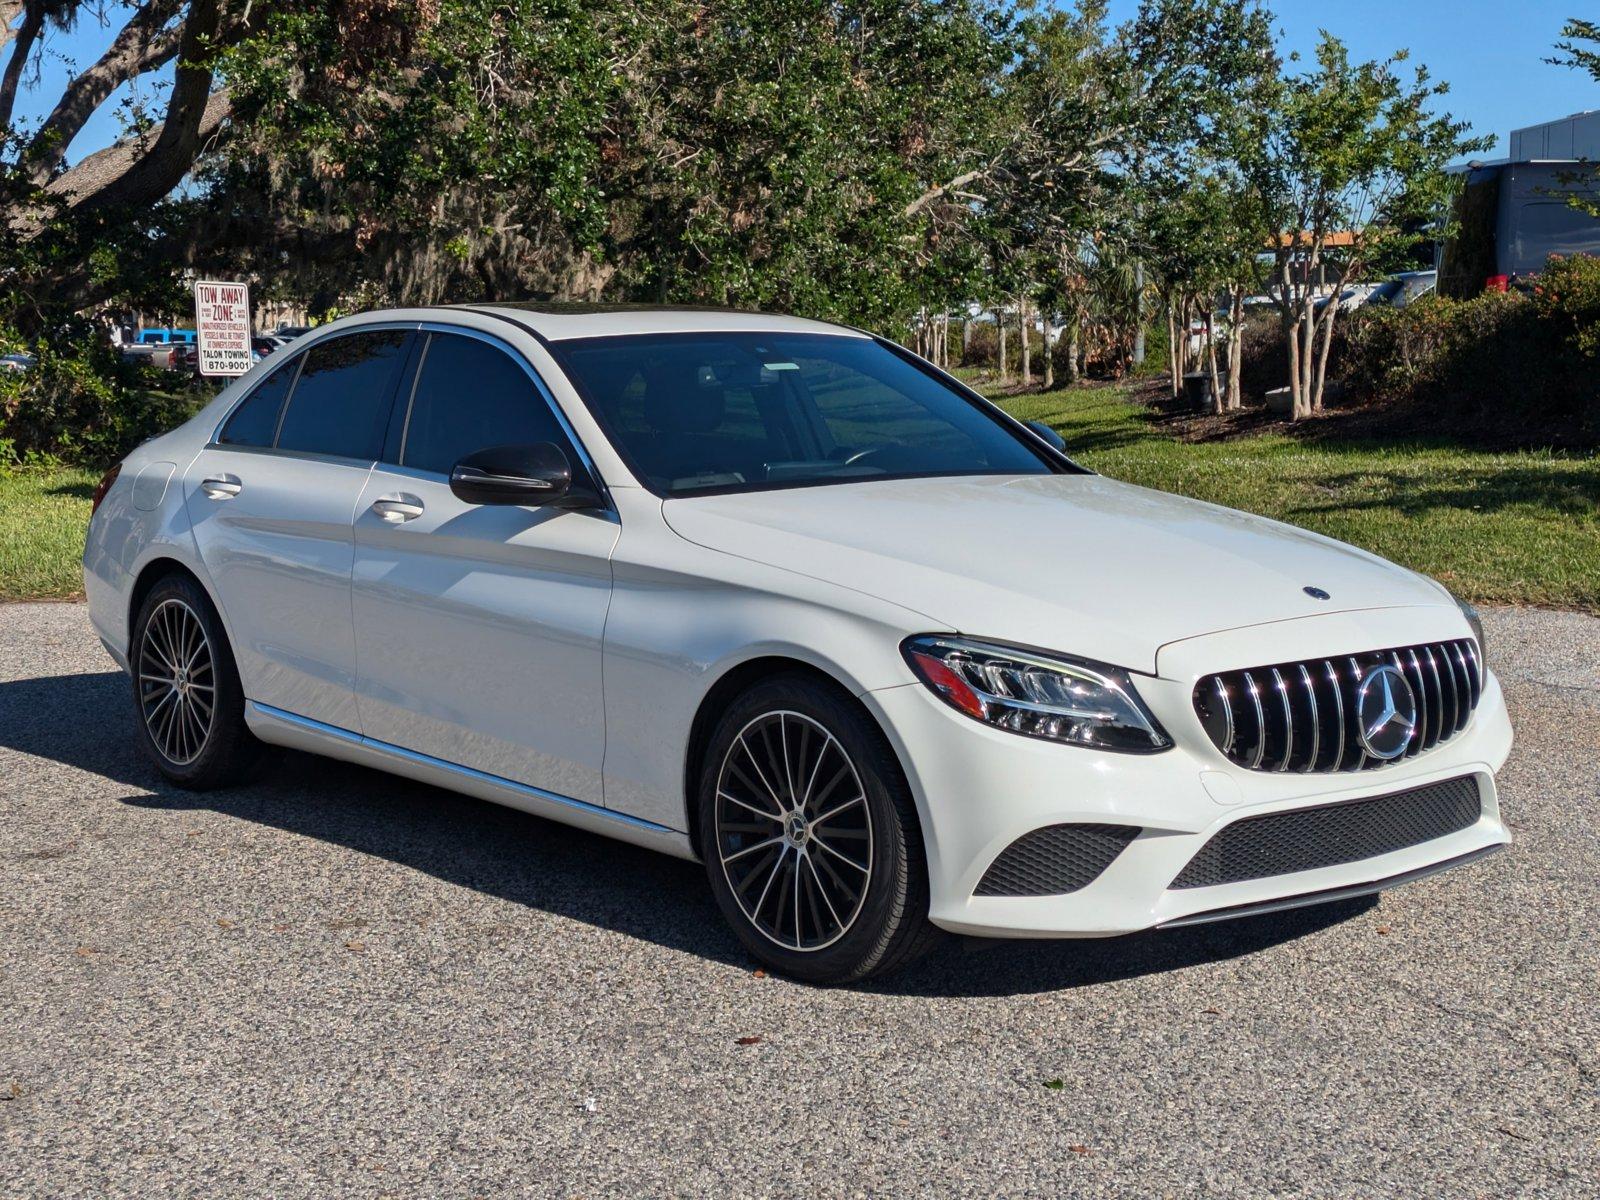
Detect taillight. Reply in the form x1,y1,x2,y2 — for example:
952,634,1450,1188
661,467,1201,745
90,463,121,515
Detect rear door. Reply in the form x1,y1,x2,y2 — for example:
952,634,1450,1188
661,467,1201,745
349,326,618,803
185,327,412,731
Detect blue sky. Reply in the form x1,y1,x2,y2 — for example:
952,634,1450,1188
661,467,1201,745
6,0,1599,163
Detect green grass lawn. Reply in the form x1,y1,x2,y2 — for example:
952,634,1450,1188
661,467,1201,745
0,465,98,601
995,384,1600,613
1,384,1595,610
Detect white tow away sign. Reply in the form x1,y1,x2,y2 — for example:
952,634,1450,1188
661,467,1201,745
194,280,252,377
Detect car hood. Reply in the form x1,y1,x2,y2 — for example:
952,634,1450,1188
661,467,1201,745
661,473,1453,675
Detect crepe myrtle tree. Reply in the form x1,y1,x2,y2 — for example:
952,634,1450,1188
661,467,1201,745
1246,35,1489,419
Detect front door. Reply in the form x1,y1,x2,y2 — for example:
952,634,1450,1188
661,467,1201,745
349,328,618,804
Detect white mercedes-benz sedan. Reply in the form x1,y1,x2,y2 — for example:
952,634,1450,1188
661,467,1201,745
83,305,1513,982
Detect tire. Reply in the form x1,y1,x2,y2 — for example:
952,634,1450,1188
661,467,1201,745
130,572,261,790
696,673,943,984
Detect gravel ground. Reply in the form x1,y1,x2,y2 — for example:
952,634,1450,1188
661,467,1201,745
2,601,1596,1198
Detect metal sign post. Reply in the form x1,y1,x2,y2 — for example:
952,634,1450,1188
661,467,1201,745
194,280,252,377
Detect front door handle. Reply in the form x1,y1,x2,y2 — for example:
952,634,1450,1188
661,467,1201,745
370,494,425,523
200,474,242,500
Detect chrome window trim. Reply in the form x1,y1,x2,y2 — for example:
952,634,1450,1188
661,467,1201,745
208,320,418,445
404,321,615,513
204,318,615,515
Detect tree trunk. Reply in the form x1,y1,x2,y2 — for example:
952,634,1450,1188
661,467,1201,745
1019,295,1031,388
1227,286,1245,410
1066,316,1081,384
961,317,971,364
1043,319,1054,389
998,318,1008,384
1166,299,1180,398
1311,302,1338,412
1132,260,1146,366
1205,309,1223,416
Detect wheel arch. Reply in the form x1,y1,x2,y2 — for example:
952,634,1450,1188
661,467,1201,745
128,556,219,643
681,654,910,858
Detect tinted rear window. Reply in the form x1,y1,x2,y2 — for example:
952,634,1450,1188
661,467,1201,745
276,330,409,460
219,359,299,447
400,333,571,474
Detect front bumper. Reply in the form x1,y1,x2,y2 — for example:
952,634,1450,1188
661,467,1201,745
862,617,1514,940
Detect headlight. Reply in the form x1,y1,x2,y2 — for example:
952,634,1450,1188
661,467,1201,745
1451,591,1486,654
901,635,1173,753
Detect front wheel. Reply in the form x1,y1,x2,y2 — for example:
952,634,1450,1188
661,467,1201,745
697,674,941,984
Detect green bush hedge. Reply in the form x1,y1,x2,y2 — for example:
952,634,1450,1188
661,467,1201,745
0,328,209,467
1342,270,1597,442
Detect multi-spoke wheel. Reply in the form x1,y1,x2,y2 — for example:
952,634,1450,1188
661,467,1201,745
130,572,261,789
698,674,941,983
138,598,216,765
715,711,873,952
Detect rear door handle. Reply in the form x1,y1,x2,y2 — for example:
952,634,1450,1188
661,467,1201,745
370,494,425,523
200,474,242,500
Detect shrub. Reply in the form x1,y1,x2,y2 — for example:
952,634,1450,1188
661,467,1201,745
1341,288,1596,442
0,326,207,466
1530,252,1600,358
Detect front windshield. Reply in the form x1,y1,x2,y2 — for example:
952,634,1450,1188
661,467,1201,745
551,332,1058,496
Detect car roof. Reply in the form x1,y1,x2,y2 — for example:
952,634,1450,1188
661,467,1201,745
454,302,869,343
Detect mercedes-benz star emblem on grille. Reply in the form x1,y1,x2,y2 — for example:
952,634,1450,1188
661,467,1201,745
1303,585,1331,600
1355,664,1418,759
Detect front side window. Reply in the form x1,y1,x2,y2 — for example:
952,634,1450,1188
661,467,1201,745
550,332,1056,496
399,332,571,475
275,329,409,460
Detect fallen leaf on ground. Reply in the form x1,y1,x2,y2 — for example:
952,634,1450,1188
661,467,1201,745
735,1035,763,1046
217,919,234,929
73,946,94,957
345,940,365,952
752,969,767,979
1068,1145,1091,1155
1042,1079,1064,1090
1202,1006,1222,1015
1376,925,1391,935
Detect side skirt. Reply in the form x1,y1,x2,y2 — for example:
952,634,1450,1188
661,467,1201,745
245,701,697,861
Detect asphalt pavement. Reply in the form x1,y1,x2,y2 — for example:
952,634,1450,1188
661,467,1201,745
2,601,1596,1198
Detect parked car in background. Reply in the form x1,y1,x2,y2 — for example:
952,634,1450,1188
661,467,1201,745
252,336,282,358
274,324,312,340
83,304,1512,983
1364,271,1437,310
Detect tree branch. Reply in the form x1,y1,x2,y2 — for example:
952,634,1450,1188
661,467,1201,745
50,0,226,214
0,0,45,131
46,88,230,206
23,0,187,185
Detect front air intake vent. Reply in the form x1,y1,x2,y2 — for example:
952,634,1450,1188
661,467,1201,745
1193,640,1482,773
975,823,1140,897
1170,775,1482,889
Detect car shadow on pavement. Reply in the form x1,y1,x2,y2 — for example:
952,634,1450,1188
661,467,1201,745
3,668,1375,998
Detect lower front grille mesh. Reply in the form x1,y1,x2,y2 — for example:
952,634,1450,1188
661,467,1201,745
1171,776,1482,889
975,823,1140,897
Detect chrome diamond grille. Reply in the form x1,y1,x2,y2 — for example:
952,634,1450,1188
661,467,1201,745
1193,639,1482,773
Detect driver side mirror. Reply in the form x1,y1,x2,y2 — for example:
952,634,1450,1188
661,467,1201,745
1024,420,1067,452
449,443,601,509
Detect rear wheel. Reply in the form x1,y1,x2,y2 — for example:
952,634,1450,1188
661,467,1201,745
131,573,260,789
697,674,941,983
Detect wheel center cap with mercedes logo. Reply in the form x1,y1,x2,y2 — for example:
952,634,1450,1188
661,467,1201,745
1355,664,1418,759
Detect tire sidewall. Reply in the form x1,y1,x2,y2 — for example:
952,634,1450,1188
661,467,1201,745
697,675,920,983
